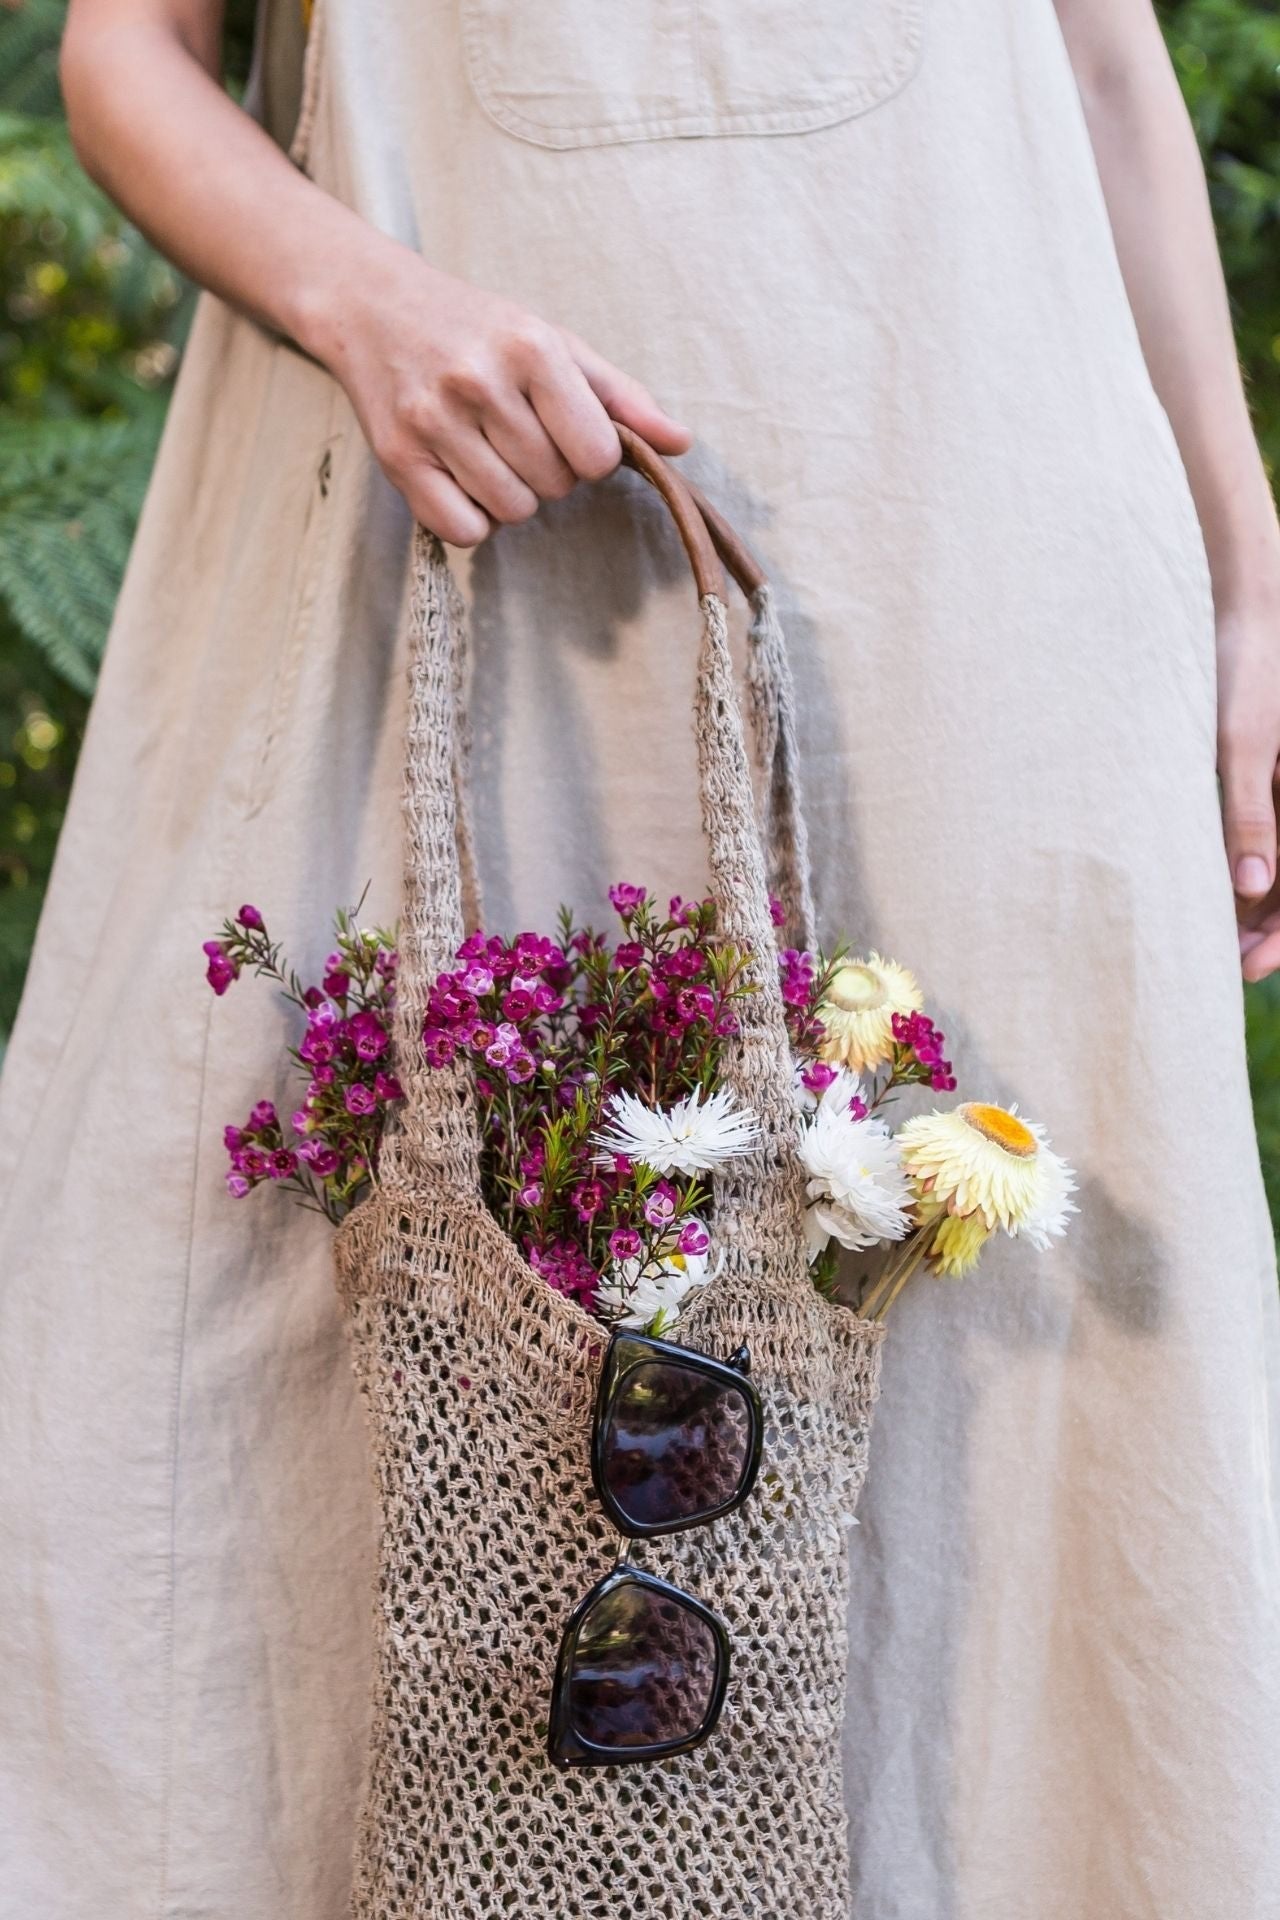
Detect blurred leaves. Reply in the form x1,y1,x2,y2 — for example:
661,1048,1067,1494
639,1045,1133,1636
1161,0,1280,475
0,0,187,1046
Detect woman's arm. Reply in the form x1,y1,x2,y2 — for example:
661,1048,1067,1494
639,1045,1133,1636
1054,0,1280,981
59,0,690,548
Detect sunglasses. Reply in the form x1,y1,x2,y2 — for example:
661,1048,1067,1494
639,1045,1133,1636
547,1329,764,1769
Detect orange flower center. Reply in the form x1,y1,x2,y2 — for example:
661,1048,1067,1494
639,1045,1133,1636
961,1103,1037,1158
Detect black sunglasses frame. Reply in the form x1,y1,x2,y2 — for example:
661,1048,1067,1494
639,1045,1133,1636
589,1330,765,1540
547,1329,765,1769
546,1564,732,1769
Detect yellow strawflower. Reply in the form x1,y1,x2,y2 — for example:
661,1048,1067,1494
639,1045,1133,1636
898,1102,1076,1277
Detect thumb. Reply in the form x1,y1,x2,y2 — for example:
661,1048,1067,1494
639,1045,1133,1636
1220,730,1278,901
566,334,693,457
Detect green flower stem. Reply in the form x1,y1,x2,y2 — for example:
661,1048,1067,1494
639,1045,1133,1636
860,1225,933,1323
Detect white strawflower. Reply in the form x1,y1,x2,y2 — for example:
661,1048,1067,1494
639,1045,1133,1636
597,1244,713,1331
592,1087,760,1178
798,1103,913,1259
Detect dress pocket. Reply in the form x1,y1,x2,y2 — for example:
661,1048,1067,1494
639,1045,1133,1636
459,0,926,150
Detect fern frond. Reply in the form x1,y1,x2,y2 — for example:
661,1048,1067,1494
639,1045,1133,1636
0,409,163,691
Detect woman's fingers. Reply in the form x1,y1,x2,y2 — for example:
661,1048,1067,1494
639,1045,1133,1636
481,397,579,502
398,459,492,548
524,341,625,482
432,417,541,526
1219,724,1279,904
1241,908,1280,984
565,330,693,456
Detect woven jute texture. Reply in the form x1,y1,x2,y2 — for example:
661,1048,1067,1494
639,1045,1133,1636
336,461,884,1920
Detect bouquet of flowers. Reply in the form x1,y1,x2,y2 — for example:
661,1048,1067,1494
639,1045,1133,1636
206,884,1075,1327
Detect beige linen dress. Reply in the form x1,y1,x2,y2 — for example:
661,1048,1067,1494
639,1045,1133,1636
2,1,1278,1915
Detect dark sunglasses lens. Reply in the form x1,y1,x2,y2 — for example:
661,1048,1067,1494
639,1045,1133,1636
567,1581,721,1751
601,1361,752,1531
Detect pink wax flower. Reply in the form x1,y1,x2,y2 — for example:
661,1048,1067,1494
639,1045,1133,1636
891,1010,956,1090
237,905,265,932
268,1148,297,1180
513,932,566,973
768,893,788,928
374,1072,404,1103
801,1060,838,1095
677,985,716,1024
223,1124,245,1153
349,1009,389,1060
778,947,817,1009
608,883,647,915
203,940,239,996
501,987,536,1022
571,1181,605,1221
643,1181,677,1228
659,945,704,981
423,1028,456,1069
226,1171,251,1198
609,1227,644,1262
323,967,351,999
249,1100,278,1131
678,1219,711,1257
345,1083,377,1116
614,941,645,970
528,1239,599,1306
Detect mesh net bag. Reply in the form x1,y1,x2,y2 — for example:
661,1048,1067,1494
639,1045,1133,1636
335,433,885,1919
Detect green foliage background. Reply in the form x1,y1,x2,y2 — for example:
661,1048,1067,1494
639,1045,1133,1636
0,0,1278,1218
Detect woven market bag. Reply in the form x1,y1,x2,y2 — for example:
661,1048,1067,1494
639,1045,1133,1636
335,431,885,1920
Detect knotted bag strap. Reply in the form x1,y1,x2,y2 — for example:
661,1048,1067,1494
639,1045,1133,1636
685,478,817,953
383,431,813,1283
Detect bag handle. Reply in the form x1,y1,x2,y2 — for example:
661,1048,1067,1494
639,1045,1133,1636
383,435,813,1280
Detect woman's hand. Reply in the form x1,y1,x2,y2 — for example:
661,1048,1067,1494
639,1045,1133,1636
1218,599,1280,981
59,0,689,551
301,244,691,547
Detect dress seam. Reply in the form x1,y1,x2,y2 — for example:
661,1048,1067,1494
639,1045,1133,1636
153,978,217,1919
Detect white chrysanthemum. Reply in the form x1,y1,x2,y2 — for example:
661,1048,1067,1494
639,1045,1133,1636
597,1245,713,1331
817,953,923,1074
592,1087,760,1178
797,1104,913,1258
898,1102,1077,1276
